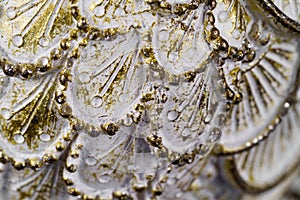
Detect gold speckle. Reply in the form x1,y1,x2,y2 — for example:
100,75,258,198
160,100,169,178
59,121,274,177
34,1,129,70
59,104,73,118
66,163,77,173
101,122,119,136
63,176,74,186
50,48,63,60
70,149,80,158
60,38,71,50
63,132,72,142
2,62,17,76
70,47,80,59
28,158,43,170
36,57,52,72
70,29,79,39
67,187,80,196
80,38,89,47
56,142,66,151
13,161,26,170
0,151,9,163
82,194,94,200
42,153,58,163
19,63,34,79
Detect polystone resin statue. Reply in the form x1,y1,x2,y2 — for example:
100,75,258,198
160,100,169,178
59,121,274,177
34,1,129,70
0,0,300,199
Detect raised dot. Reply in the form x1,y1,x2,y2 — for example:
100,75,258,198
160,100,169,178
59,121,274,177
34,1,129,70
66,163,77,173
13,161,26,170
60,104,72,118
232,29,242,39
91,96,103,108
158,159,168,169
168,52,179,62
60,38,70,50
77,17,87,29
175,192,182,198
217,114,226,126
12,35,23,47
181,128,192,137
158,29,169,42
218,38,229,51
199,144,209,154
39,133,51,142
56,93,65,104
85,156,97,166
86,125,101,137
119,93,129,102
66,58,74,68
101,122,118,136
206,12,215,25
204,112,212,123
37,57,51,72
70,29,78,39
56,142,65,151
50,48,62,60
78,71,90,84
39,36,50,47
253,138,258,144
259,31,270,45
14,134,25,144
1,108,11,120
19,64,33,78
98,173,111,183
123,116,133,126
246,49,256,62
284,102,290,108
218,11,228,22
68,187,80,196
93,5,105,17
3,63,17,76
210,27,219,40
6,7,17,20
167,110,179,121
168,75,179,86
209,127,221,142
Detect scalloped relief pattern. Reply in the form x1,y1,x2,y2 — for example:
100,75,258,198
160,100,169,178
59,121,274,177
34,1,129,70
0,0,300,199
